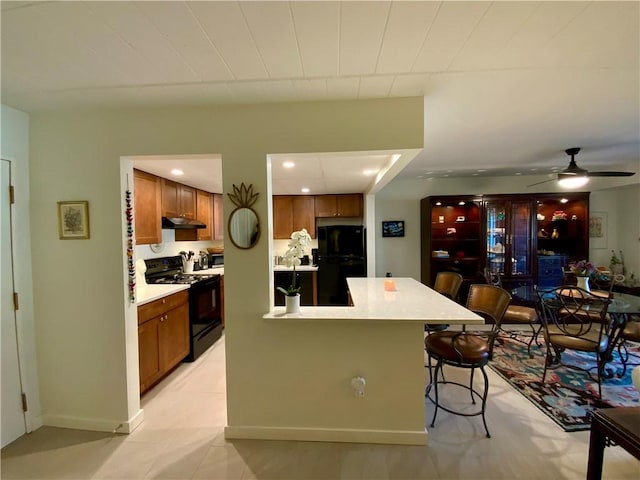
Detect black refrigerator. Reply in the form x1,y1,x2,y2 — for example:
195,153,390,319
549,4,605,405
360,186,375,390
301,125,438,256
316,225,366,305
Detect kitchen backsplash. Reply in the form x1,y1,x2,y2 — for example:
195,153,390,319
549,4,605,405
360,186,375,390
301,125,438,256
135,228,223,260
272,238,318,257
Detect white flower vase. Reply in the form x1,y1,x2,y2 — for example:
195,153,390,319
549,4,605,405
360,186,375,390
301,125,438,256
285,294,300,314
576,276,590,292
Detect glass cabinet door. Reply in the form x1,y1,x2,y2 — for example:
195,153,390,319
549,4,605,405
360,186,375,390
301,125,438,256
485,202,506,275
510,201,532,277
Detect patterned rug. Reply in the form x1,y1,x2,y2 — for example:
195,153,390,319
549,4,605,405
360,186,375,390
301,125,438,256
489,334,639,432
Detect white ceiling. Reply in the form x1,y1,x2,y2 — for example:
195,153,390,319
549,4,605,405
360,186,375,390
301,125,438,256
2,1,639,194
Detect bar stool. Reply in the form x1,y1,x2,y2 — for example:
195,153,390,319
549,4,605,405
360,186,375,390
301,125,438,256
425,284,511,438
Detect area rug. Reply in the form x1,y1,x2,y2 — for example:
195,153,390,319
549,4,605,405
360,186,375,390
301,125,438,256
489,334,640,432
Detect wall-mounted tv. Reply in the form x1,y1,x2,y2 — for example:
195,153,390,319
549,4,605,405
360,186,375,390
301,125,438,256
382,220,405,238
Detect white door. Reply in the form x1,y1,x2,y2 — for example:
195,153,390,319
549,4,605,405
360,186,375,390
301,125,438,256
1,159,26,447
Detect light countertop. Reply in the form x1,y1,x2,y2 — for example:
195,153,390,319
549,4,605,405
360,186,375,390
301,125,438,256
136,284,190,306
136,267,223,306
273,265,318,272
263,277,483,324
190,267,225,276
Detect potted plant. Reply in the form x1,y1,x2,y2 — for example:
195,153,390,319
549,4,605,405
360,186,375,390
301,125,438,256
568,259,595,291
610,250,624,275
277,228,312,313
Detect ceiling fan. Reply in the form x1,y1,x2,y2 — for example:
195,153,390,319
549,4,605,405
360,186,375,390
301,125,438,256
527,147,636,188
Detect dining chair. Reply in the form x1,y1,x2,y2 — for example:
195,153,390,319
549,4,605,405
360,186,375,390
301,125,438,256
536,285,614,398
425,271,464,333
617,318,640,377
483,267,540,357
425,284,511,438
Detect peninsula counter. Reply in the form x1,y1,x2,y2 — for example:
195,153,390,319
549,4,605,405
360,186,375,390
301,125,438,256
226,278,483,446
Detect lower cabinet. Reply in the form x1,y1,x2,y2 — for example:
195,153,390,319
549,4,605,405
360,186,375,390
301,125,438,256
138,290,189,394
274,271,317,306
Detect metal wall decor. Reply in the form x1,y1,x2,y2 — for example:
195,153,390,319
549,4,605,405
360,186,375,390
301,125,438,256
227,183,260,249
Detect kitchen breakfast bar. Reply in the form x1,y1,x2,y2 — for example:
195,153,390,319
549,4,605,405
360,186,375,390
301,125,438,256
235,277,484,446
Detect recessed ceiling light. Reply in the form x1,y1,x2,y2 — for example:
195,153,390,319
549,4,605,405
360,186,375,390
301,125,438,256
435,202,442,206
560,198,569,203
515,172,522,176
301,187,310,193
363,169,377,176
283,161,295,168
477,169,486,172
458,201,465,206
171,169,184,176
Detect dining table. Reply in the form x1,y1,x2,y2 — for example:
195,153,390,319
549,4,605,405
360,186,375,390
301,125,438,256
511,285,640,377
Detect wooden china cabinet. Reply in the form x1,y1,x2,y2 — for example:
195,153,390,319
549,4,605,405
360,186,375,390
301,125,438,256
421,192,590,293
420,196,483,301
484,196,536,288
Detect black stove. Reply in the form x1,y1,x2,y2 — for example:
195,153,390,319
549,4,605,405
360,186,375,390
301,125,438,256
147,273,217,285
144,256,219,284
144,256,223,361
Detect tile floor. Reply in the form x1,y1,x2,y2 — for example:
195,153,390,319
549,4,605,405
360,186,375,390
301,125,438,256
2,332,639,479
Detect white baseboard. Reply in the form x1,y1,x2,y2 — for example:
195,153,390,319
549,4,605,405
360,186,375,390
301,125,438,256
42,408,145,435
224,425,427,445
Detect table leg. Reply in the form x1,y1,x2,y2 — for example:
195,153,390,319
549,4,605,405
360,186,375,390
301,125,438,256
586,420,606,480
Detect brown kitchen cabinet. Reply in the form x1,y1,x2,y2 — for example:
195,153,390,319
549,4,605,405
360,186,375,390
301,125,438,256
137,290,189,395
161,179,196,219
133,169,162,245
213,193,224,240
176,189,213,242
315,194,362,218
273,195,316,239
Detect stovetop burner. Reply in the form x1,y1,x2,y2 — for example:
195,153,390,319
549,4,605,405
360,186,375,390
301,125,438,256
144,256,219,285
147,274,217,285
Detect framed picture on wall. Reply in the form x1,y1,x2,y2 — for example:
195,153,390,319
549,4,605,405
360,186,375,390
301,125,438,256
382,220,405,238
58,201,90,239
589,211,607,249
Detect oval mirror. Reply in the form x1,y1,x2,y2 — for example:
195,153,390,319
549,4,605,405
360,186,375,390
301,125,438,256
228,207,260,249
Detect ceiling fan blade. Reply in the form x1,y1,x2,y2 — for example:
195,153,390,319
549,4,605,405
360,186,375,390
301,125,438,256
588,171,636,177
526,178,555,187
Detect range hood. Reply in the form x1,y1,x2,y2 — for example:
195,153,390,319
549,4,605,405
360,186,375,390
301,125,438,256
161,217,206,230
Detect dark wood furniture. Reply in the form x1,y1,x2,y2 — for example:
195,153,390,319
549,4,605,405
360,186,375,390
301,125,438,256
421,196,483,301
274,270,318,306
587,407,640,480
421,192,590,291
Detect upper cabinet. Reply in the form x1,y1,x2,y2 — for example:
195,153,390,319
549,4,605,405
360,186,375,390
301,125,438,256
196,190,212,241
314,194,363,218
161,179,196,219
213,193,224,240
133,169,162,245
273,195,316,239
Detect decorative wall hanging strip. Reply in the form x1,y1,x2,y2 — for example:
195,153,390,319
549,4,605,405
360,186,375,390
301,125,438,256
125,175,135,303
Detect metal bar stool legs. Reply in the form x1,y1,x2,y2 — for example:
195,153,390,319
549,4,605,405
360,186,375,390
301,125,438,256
427,360,491,438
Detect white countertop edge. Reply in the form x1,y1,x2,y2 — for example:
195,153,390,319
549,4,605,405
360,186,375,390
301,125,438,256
273,265,318,272
263,277,484,324
263,308,483,323
137,284,190,306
